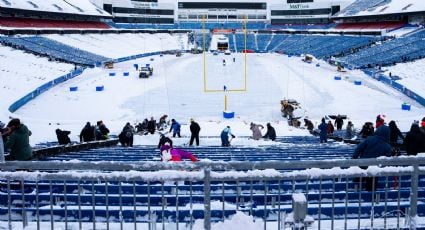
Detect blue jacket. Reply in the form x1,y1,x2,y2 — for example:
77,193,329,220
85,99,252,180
318,122,327,137
353,125,392,159
221,127,233,138
169,121,181,133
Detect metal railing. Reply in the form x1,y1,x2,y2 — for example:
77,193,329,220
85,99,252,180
0,157,424,230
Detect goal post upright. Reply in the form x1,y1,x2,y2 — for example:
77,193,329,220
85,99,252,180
201,15,249,116
203,15,207,93
244,15,247,92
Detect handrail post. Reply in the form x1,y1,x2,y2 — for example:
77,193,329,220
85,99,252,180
204,168,211,230
409,163,419,229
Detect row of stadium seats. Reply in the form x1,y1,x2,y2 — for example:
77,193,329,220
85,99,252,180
339,30,425,68
0,177,421,223
194,33,212,50
0,17,110,29
335,0,392,17
0,136,420,225
226,33,376,58
38,137,355,162
0,36,109,65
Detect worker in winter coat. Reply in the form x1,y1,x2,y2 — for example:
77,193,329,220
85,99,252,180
56,129,71,145
80,122,95,143
119,122,134,147
388,120,404,146
147,117,156,134
353,125,392,159
304,118,314,133
169,119,181,138
5,119,32,161
95,120,109,140
160,144,198,162
353,125,392,191
327,121,334,135
376,114,385,129
318,118,328,143
250,123,264,140
158,134,173,149
404,123,425,156
189,119,201,146
221,126,235,147
334,115,344,131
359,122,374,138
263,123,276,141
345,121,354,139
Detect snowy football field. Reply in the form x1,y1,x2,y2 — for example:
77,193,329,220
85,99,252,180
12,52,425,144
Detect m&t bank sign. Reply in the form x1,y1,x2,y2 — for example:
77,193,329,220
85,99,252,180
289,4,310,9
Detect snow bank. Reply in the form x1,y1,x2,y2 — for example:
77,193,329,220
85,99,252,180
193,211,264,230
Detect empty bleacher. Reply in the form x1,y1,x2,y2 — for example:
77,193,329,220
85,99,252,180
234,33,256,52
212,33,376,58
0,17,110,29
0,36,109,66
256,34,273,52
195,33,211,50
339,30,425,68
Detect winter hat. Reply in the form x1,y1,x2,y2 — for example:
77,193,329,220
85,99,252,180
7,118,20,128
421,117,425,127
376,114,385,122
160,144,172,153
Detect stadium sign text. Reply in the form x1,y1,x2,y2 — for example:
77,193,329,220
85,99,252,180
289,4,309,9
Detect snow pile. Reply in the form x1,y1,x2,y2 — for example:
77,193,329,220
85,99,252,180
192,211,264,230
292,193,307,203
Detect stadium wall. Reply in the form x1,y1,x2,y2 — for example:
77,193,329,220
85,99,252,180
362,69,425,107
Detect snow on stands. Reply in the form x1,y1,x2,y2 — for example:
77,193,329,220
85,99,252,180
0,44,73,114
0,0,108,16
336,0,425,17
45,33,188,59
384,59,425,99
